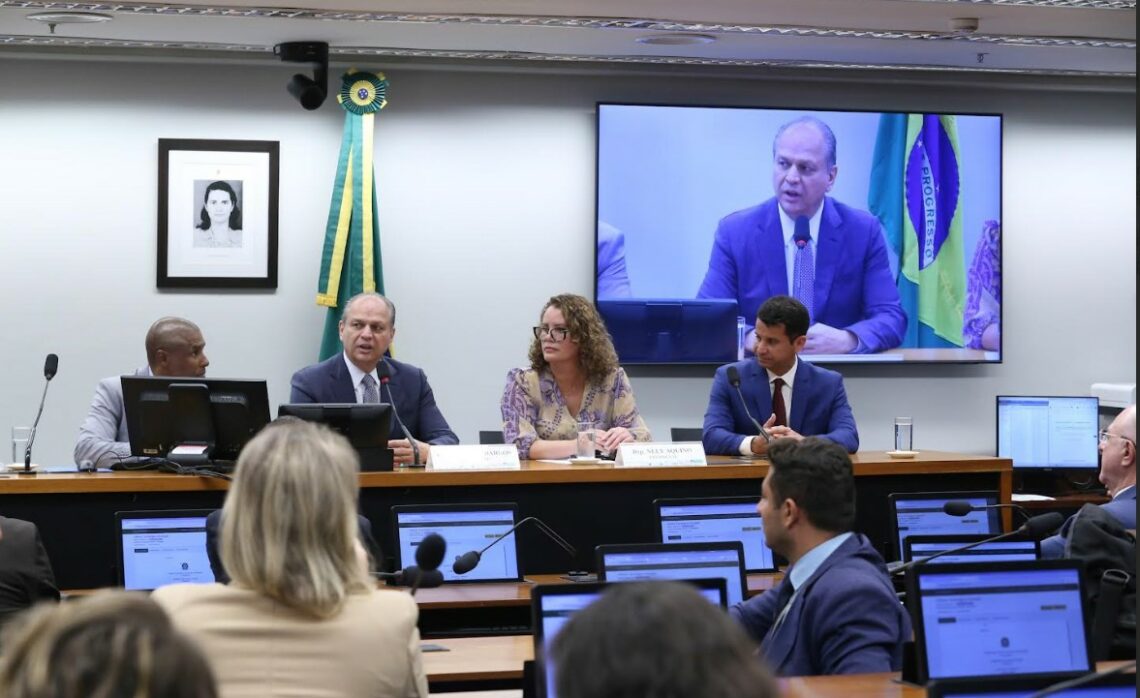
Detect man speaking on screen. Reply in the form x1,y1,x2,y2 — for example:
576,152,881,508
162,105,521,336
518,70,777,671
697,116,906,354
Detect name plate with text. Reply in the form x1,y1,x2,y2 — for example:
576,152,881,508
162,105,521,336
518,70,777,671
615,442,706,468
428,444,521,471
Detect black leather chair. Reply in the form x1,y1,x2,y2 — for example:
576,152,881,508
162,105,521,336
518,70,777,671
670,427,704,442
479,430,506,445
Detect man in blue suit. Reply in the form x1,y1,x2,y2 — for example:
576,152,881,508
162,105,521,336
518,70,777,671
697,116,905,354
703,296,857,457
1042,404,1136,558
730,438,911,676
290,293,458,466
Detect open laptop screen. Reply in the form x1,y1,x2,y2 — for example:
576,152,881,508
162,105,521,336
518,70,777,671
596,542,747,605
903,535,1040,565
888,491,1001,560
116,510,215,590
654,497,778,572
392,503,521,582
908,561,1091,683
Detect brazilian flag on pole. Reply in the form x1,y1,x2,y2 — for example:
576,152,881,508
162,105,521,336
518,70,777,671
314,70,389,360
868,113,965,348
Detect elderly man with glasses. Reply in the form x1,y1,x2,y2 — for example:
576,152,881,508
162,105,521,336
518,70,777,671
1041,404,1136,559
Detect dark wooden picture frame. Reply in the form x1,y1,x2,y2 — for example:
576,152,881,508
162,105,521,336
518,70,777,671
157,139,279,289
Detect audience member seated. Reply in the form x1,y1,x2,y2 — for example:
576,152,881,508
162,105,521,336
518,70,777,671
730,438,910,676
0,516,59,633
702,296,858,457
501,293,651,459
73,316,210,470
153,419,428,697
290,292,458,466
0,590,217,698
1042,404,1136,559
550,581,778,698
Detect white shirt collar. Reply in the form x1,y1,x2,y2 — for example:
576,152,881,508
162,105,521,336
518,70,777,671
778,202,825,248
765,357,799,390
1112,483,1136,500
341,351,380,395
789,532,853,590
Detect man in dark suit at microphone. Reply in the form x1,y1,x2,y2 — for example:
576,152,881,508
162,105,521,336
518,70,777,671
289,292,458,466
703,295,858,456
696,115,905,354
73,316,209,470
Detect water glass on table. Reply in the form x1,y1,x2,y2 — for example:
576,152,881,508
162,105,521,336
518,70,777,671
11,426,32,465
894,417,913,452
576,420,597,459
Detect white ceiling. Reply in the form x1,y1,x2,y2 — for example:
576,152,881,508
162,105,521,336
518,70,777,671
0,0,1135,79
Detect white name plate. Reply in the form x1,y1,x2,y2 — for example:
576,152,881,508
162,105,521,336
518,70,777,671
428,444,521,471
615,442,706,467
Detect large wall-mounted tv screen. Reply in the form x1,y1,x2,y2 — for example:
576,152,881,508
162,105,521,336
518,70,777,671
595,103,1002,365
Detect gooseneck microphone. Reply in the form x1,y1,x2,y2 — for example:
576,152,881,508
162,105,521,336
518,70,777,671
726,365,770,445
377,361,420,465
23,353,59,473
891,511,1064,577
376,532,446,595
942,500,1031,523
793,216,811,248
452,516,580,576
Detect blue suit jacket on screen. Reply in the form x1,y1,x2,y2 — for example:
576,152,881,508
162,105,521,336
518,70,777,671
697,197,906,353
289,354,459,446
702,358,858,455
729,534,911,676
1041,485,1137,559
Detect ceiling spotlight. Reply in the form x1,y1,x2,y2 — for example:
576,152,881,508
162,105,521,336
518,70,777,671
274,41,329,111
636,33,717,46
26,11,112,35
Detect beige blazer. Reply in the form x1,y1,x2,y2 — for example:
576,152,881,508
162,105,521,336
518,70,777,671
153,583,428,698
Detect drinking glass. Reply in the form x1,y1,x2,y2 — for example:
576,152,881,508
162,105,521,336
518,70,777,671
894,417,913,452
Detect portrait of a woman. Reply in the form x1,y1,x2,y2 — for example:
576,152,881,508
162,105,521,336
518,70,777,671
192,180,243,248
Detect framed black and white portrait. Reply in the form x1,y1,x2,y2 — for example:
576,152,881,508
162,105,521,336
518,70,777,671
157,139,279,289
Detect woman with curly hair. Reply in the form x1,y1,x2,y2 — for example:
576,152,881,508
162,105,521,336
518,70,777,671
501,293,650,459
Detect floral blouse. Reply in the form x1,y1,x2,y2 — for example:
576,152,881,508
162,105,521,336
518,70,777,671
500,367,651,459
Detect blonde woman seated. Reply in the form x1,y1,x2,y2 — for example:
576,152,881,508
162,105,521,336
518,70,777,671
153,420,428,698
502,293,651,459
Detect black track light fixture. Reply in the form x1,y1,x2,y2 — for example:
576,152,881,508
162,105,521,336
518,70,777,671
274,41,329,110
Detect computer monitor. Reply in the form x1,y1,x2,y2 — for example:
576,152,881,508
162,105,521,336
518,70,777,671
595,541,748,606
121,376,271,465
927,672,1138,698
906,560,1092,684
902,534,1040,565
596,298,739,364
391,503,522,583
531,579,728,698
276,403,393,472
997,396,1100,471
115,509,216,590
887,490,1001,561
653,496,779,572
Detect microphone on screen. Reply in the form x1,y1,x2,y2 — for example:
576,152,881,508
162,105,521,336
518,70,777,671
726,365,770,445
23,353,59,473
452,516,580,577
793,216,810,248
378,360,420,466
942,500,1031,523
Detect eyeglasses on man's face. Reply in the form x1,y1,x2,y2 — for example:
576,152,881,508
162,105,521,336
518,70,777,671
1098,430,1135,445
533,326,569,341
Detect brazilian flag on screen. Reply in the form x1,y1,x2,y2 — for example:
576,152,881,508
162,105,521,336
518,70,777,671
868,113,965,348
315,71,389,360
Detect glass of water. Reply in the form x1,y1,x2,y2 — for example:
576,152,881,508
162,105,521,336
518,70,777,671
11,426,32,464
894,417,913,452
576,420,596,459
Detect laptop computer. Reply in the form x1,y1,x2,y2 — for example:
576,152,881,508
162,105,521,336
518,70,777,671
887,490,1001,561
927,671,1137,698
906,559,1092,684
531,579,728,698
653,496,779,572
115,509,216,590
595,541,748,606
391,503,522,583
903,534,1040,565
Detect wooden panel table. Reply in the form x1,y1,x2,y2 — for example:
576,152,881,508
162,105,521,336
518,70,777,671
1,451,1010,590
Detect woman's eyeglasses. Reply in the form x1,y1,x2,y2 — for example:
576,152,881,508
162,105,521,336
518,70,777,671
533,326,569,341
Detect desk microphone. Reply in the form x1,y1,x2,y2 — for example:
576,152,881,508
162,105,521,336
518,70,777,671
378,361,419,466
942,500,1031,523
725,365,770,445
23,353,59,474
376,532,446,595
891,511,1064,577
452,516,582,576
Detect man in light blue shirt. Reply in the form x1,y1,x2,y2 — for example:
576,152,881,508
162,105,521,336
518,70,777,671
729,438,910,676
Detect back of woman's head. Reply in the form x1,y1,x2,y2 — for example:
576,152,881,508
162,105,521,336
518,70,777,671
220,419,369,618
0,590,217,698
550,581,778,698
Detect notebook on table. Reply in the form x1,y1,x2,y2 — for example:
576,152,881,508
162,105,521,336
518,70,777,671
115,509,215,590
887,490,1001,561
595,541,748,606
391,502,522,583
653,496,779,572
906,559,1092,685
